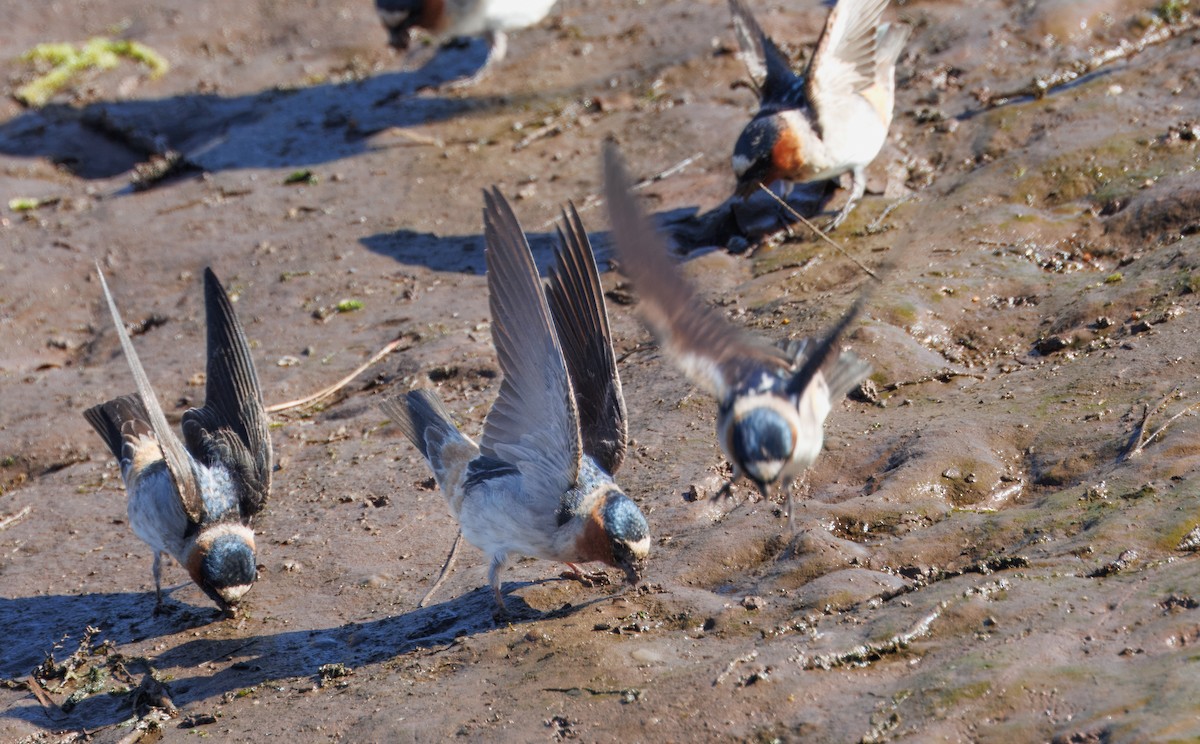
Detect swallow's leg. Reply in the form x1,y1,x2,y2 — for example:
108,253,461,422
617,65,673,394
444,30,507,90
560,563,611,587
825,166,866,231
488,552,509,615
152,552,165,614
782,477,796,531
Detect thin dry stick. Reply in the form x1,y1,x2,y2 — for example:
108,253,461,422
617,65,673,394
757,185,881,281
1125,390,1200,459
0,505,31,531
419,531,464,608
266,334,410,414
1123,388,1176,459
534,152,704,230
986,17,1200,107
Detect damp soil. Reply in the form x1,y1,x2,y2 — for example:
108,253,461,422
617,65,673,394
2,0,1200,741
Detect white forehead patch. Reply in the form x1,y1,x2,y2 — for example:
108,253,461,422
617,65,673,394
732,153,753,177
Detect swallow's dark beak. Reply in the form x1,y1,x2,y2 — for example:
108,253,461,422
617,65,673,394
621,556,646,586
735,176,761,200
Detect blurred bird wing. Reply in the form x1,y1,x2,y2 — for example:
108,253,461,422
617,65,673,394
786,287,871,399
480,188,582,505
95,264,204,524
728,0,806,107
602,145,789,404
806,0,889,123
181,268,273,519
546,202,628,475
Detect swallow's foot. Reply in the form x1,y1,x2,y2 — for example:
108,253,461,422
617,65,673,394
560,567,612,587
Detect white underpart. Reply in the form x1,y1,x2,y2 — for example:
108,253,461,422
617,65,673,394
448,0,558,36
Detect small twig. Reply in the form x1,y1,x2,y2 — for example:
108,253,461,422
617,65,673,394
882,369,986,392
27,676,62,719
757,185,881,281
1124,388,1199,459
615,341,656,365
266,334,411,414
534,153,704,230
419,531,464,608
0,505,31,531
985,17,1200,107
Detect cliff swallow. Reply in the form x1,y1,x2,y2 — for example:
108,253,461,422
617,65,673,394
84,266,272,614
604,144,871,525
382,190,649,612
376,0,559,72
729,0,910,230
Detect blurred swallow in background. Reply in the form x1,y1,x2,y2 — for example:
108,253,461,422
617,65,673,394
376,0,559,74
85,266,272,614
604,144,871,526
382,190,649,612
729,0,910,230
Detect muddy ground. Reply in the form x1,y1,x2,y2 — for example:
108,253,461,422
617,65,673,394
2,0,1200,741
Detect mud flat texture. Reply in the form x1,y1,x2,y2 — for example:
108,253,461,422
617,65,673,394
3,0,1200,741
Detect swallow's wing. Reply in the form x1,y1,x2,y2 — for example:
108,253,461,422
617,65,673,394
786,288,871,399
806,0,889,124
84,394,154,466
728,0,804,107
546,202,628,476
480,188,582,503
95,266,204,524
602,145,789,403
180,268,273,520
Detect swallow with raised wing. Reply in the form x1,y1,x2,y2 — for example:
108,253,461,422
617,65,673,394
382,190,649,612
604,144,871,525
729,0,910,230
84,266,272,614
376,0,559,74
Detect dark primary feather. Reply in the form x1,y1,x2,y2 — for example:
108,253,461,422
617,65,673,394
95,265,204,524
181,268,272,519
545,202,627,475
728,0,804,108
784,291,870,398
480,187,582,494
83,394,153,464
601,144,788,400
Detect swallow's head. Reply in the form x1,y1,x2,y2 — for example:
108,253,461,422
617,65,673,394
730,404,795,491
600,491,650,586
188,524,258,612
375,0,428,50
732,112,811,198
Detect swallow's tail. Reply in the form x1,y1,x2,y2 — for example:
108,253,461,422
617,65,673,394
84,394,154,464
823,351,872,403
381,389,478,485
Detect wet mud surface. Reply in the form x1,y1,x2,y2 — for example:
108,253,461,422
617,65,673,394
2,0,1200,741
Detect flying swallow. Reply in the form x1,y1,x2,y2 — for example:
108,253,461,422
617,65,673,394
376,0,559,74
382,190,649,612
84,266,272,614
729,0,910,230
604,143,871,525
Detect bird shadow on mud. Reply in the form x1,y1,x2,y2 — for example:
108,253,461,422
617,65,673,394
360,224,577,276
0,39,502,181
1,579,602,731
360,187,833,276
0,589,223,680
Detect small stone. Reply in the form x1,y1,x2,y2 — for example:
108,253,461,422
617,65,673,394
1035,335,1070,354
741,595,766,611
